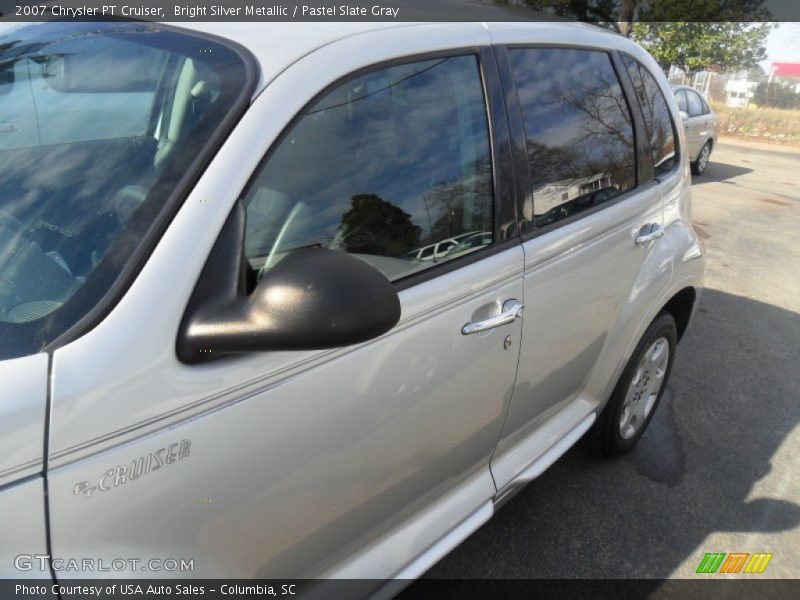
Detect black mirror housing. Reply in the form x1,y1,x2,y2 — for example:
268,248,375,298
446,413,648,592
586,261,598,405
177,202,401,363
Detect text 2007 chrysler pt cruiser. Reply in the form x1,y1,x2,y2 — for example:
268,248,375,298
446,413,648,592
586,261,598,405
0,21,704,586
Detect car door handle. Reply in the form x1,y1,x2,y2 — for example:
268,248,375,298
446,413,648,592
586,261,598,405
635,223,664,246
462,299,524,335
0,123,18,134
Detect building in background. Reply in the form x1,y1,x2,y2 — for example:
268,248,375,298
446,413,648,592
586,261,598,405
668,63,800,111
767,62,800,90
724,79,758,108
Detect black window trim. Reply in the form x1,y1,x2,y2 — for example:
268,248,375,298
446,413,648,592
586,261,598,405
224,45,521,295
611,51,654,186
620,52,682,183
398,46,521,292
493,45,533,239
499,43,648,242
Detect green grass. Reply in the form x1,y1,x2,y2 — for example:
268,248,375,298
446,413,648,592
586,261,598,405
711,102,800,146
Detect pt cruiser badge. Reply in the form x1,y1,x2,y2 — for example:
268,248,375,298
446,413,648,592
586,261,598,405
73,440,191,499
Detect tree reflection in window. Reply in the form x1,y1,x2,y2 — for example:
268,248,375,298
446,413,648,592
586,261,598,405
508,48,637,228
622,54,677,177
243,55,494,283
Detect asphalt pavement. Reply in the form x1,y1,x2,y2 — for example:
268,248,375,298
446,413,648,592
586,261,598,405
414,139,800,581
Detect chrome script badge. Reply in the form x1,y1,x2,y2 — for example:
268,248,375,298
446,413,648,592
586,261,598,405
73,440,191,499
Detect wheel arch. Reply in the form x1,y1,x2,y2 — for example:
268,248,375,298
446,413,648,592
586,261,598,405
660,286,697,342
692,137,713,164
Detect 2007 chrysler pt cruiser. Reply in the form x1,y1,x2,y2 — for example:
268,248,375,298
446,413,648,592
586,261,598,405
0,20,704,587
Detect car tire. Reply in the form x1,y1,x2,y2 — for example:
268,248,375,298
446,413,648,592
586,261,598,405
691,142,711,175
591,312,677,457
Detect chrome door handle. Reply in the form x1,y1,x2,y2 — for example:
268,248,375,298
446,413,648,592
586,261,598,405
635,223,664,246
0,123,19,134
462,299,524,335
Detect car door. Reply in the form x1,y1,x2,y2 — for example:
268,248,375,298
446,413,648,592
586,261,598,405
0,354,50,579
687,89,715,157
46,25,524,582
675,90,696,157
679,89,712,159
485,37,672,491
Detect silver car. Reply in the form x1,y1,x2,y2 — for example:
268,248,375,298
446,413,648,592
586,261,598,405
0,21,704,590
673,85,719,175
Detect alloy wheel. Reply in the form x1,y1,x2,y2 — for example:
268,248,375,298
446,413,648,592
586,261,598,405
619,336,670,439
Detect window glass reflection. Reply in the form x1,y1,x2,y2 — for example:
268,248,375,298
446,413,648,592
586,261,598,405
675,90,688,113
508,48,637,229
0,23,248,360
243,56,494,283
622,55,677,177
686,90,705,117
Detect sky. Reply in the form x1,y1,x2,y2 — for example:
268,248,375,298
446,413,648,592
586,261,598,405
765,23,800,63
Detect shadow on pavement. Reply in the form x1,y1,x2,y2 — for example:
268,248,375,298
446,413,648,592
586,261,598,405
409,288,800,581
692,161,753,185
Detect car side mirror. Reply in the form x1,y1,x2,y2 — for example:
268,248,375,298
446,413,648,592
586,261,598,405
678,110,689,121
177,202,401,363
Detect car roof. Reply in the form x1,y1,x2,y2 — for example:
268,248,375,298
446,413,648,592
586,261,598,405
174,22,424,92
175,21,624,95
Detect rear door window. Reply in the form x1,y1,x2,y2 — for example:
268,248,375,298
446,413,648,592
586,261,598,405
686,90,705,117
507,48,636,229
698,93,711,115
621,55,677,177
675,90,688,113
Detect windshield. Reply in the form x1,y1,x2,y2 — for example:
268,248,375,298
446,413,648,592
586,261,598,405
0,23,251,360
